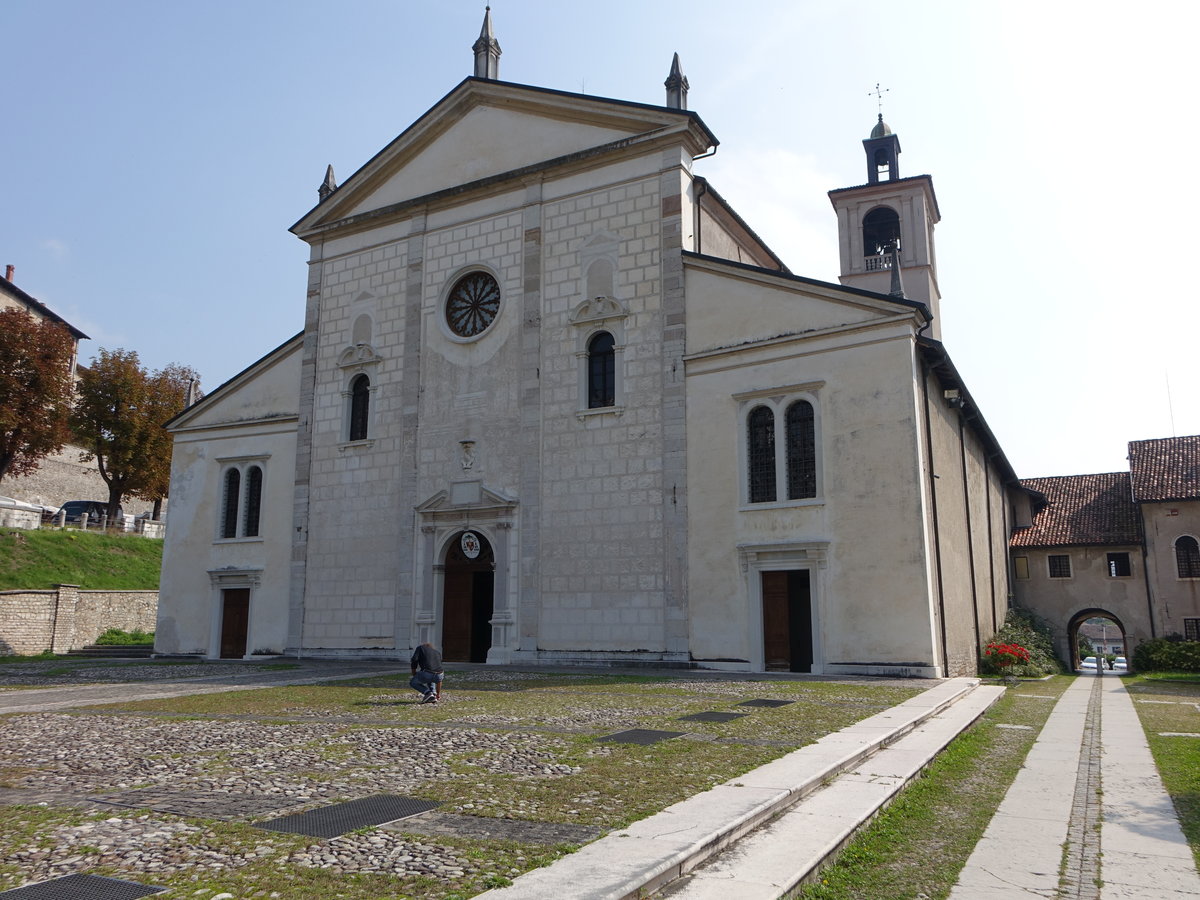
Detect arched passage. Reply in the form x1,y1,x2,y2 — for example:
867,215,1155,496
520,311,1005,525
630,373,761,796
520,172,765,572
441,530,495,663
1066,608,1130,671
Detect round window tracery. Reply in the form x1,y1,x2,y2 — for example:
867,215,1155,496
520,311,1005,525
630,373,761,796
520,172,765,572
445,271,501,338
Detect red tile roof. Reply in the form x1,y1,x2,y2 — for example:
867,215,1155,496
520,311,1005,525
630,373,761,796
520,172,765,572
1128,435,1200,502
1011,473,1142,548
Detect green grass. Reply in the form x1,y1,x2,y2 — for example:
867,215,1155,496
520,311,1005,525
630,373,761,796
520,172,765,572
795,677,1072,900
1126,674,1200,868
0,528,161,590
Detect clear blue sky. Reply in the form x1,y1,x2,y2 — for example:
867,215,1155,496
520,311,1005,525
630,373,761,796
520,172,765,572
4,1,1196,478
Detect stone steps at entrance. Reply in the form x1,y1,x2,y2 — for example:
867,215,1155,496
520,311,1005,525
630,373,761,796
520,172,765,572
66,644,155,658
475,677,1003,900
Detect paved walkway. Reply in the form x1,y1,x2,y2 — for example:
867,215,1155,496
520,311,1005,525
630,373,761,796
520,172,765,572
950,672,1200,899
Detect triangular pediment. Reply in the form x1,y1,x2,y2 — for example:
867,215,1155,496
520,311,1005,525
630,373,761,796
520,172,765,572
293,78,714,236
167,334,302,432
416,482,518,516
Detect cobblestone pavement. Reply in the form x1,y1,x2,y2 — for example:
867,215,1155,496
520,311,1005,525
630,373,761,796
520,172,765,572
0,659,916,896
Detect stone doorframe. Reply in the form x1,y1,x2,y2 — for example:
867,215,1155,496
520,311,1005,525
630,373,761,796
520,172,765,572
414,482,518,664
207,568,262,660
737,541,828,673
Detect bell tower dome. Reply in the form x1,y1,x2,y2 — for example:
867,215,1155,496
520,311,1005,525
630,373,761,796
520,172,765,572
828,116,943,338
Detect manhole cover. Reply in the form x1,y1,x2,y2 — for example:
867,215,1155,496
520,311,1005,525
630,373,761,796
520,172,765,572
597,729,685,745
256,794,440,838
678,711,749,723
0,874,164,899
738,699,795,708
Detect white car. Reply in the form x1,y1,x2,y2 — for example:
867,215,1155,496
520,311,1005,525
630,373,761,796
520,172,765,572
1113,656,1127,670
1080,656,1098,670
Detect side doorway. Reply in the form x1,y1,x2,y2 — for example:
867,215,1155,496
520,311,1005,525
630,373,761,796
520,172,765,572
442,531,494,663
219,588,250,659
762,570,813,673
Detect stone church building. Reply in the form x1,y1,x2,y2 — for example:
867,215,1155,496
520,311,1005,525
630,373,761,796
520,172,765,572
157,14,1025,677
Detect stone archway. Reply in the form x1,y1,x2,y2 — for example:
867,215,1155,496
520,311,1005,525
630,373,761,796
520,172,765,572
1067,608,1130,671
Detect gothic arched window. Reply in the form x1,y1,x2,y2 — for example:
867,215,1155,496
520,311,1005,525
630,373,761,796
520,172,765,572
587,331,615,409
785,400,816,500
349,374,370,441
748,406,776,503
1176,536,1200,578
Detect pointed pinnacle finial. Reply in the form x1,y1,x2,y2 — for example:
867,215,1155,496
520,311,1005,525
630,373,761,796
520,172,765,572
318,164,337,202
888,243,906,298
665,52,689,110
473,6,501,79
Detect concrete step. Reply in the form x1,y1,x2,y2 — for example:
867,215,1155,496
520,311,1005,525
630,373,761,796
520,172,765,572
657,683,1005,899
475,677,1001,900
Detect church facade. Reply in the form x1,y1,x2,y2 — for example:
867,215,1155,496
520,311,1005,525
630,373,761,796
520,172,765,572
157,16,1023,677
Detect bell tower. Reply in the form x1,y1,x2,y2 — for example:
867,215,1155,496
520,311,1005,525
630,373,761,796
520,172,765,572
828,115,943,338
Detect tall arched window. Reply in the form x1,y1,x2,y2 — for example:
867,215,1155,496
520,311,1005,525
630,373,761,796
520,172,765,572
748,406,776,503
243,465,263,538
1176,536,1200,578
221,468,241,539
785,400,816,499
587,332,615,409
349,374,370,441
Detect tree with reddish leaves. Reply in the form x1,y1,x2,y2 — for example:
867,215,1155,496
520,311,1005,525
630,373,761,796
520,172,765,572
0,307,77,483
71,349,200,523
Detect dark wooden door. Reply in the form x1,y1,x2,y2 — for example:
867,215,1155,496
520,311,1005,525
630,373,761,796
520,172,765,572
220,589,249,659
442,532,494,663
762,571,812,673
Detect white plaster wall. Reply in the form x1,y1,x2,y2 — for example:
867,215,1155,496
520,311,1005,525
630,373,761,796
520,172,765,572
157,421,297,656
1138,499,1200,638
685,306,937,672
157,345,301,657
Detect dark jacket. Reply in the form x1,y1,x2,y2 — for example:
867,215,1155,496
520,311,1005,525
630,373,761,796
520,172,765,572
411,644,443,674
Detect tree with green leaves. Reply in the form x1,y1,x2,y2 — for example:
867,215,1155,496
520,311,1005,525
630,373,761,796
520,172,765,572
0,307,77,483
71,349,200,523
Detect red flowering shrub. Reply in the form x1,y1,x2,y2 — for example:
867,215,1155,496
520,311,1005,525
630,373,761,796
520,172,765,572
982,642,1031,672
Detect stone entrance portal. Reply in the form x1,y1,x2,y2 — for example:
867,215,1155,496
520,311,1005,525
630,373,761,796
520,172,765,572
442,531,494,663
762,570,813,673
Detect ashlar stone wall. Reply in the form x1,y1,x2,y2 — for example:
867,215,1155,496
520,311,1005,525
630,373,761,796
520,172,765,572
0,585,158,655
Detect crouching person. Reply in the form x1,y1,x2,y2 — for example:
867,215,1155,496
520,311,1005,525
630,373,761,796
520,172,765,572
410,641,444,704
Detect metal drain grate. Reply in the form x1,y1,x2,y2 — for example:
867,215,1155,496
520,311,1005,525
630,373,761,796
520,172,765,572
738,699,795,708
0,874,164,899
677,711,749,723
256,794,441,838
597,728,685,745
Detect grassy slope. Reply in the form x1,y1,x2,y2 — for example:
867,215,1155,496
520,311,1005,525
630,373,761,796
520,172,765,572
0,528,162,590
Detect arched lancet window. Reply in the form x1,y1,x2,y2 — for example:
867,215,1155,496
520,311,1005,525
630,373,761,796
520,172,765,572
587,332,615,409
1176,536,1200,578
785,400,816,500
748,406,776,503
221,468,241,539
349,374,370,441
862,206,901,256
243,465,263,538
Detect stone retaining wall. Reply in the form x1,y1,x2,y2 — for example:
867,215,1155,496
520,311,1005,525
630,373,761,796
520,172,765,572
0,586,158,655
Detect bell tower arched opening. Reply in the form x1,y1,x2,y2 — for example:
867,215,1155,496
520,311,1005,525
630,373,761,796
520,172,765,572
862,206,902,260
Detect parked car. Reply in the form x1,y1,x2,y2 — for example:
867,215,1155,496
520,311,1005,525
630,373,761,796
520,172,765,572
56,500,126,528
1113,656,1127,670
1080,656,1098,670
